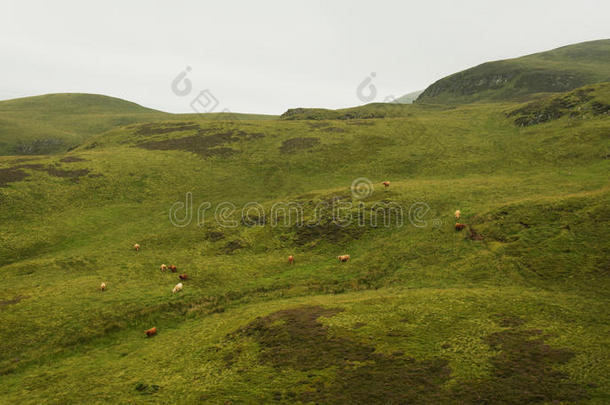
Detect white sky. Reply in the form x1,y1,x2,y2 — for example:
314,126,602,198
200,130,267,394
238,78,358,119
1,0,609,114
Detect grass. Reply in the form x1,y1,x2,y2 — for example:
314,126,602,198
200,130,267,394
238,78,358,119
416,39,610,104
0,78,609,403
0,93,275,155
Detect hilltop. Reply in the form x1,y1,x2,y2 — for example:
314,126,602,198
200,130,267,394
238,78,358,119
0,94,277,155
0,93,159,115
0,93,169,155
416,39,610,104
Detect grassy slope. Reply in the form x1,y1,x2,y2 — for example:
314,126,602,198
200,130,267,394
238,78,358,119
0,83,609,403
416,39,610,104
0,93,275,155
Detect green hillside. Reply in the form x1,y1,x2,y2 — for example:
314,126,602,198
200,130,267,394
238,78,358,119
0,78,609,403
0,93,169,155
416,39,610,104
279,102,419,120
0,93,276,156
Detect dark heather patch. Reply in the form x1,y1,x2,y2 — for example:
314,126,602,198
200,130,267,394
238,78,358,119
205,231,226,242
293,221,365,246
230,306,451,404
136,130,250,158
222,240,246,254
227,308,589,404
0,168,29,187
59,156,87,163
137,131,231,153
133,382,160,395
8,157,41,163
15,164,46,171
133,122,201,136
44,167,90,179
0,295,29,307
468,226,484,241
241,214,266,227
591,101,610,115
11,164,90,180
507,86,609,126
279,137,320,154
492,313,525,327
453,329,587,404
450,315,589,404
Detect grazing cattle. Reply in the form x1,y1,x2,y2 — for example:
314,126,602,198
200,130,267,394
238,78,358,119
160,264,168,272
288,255,294,265
338,254,350,262
455,223,466,231
179,274,188,280
145,327,157,337
169,265,177,273
172,283,183,294
382,181,390,188
454,210,461,219
133,243,140,251
100,282,106,292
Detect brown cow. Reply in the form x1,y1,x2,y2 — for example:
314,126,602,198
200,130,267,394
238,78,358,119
288,255,294,265
179,274,188,280
338,254,350,262
455,223,466,231
169,265,177,273
145,327,157,337
382,181,390,188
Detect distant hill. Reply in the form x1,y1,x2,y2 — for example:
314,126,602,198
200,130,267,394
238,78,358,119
0,94,275,155
0,93,159,115
416,39,610,104
280,102,417,120
0,93,167,155
394,90,423,104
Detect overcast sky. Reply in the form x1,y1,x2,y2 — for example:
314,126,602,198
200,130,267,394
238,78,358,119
1,0,609,114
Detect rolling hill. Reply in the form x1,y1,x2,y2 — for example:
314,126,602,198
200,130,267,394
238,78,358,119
0,42,609,403
0,93,275,155
0,93,168,155
416,39,610,104
0,80,609,403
